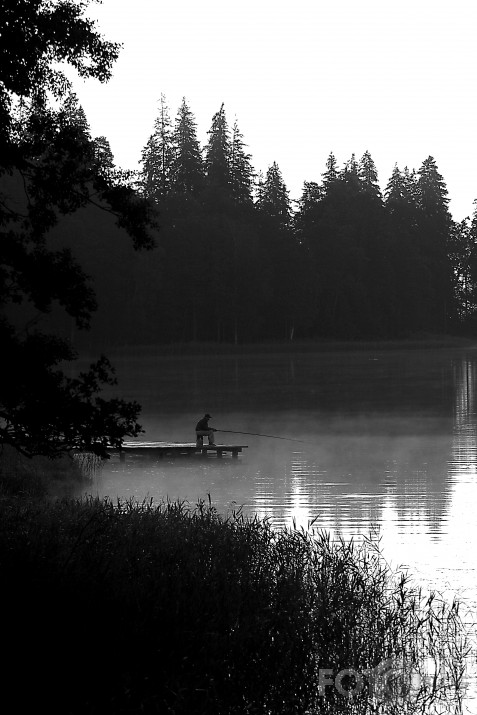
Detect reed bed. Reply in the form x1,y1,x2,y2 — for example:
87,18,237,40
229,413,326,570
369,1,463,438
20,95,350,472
0,445,88,499
0,494,473,714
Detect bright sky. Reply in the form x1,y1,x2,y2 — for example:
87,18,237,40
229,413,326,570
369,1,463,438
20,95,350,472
70,0,477,221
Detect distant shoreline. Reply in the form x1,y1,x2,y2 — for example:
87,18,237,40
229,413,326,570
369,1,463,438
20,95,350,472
99,334,477,359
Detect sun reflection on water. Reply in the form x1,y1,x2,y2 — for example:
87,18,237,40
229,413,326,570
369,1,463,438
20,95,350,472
88,352,477,602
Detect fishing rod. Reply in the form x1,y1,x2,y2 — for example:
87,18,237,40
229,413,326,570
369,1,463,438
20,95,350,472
216,429,309,444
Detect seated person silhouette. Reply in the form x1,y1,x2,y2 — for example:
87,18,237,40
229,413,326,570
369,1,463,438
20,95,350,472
195,413,216,447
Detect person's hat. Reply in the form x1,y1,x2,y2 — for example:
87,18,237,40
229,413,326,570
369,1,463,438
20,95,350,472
205,413,212,418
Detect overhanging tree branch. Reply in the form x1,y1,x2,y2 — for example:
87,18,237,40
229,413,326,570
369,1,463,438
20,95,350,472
0,0,158,459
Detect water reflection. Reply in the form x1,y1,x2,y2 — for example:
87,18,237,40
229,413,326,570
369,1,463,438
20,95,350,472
451,357,477,475
77,348,477,712
85,348,477,604
249,356,477,607
442,357,477,604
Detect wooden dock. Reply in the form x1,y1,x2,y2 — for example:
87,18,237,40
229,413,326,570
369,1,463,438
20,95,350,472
117,442,248,459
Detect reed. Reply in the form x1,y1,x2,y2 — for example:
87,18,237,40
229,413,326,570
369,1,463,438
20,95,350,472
0,445,99,500
0,494,473,714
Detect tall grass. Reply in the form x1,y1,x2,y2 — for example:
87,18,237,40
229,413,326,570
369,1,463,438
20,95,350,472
0,445,101,500
0,495,473,714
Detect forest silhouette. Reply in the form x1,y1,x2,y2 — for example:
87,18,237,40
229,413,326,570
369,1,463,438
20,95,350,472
48,94,477,349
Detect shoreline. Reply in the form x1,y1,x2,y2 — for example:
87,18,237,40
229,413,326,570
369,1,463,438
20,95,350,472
100,333,477,359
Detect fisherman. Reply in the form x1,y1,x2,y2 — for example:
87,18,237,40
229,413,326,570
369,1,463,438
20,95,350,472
195,413,217,447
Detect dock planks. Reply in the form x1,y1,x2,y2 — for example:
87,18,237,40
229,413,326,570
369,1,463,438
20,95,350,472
117,442,248,459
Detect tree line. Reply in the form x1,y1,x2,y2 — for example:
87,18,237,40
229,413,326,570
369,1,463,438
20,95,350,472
65,93,477,347
10,86,477,353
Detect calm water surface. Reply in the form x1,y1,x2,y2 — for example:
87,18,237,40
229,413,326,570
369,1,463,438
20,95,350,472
81,346,477,610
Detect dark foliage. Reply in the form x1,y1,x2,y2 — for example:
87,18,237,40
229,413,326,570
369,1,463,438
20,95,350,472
0,0,158,457
0,496,468,714
127,98,477,346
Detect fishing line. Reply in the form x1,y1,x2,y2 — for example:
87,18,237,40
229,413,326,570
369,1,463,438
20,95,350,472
216,429,312,445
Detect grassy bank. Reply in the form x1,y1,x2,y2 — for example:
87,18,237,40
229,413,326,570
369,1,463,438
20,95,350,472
0,485,471,714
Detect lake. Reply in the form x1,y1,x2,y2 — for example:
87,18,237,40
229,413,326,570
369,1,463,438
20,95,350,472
80,344,477,611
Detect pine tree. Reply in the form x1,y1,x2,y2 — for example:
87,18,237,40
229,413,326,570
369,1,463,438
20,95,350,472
254,170,265,204
465,201,477,319
415,156,456,330
448,218,475,320
384,164,403,203
359,150,381,199
342,153,360,189
417,155,450,218
256,161,291,225
383,163,431,334
93,135,115,173
140,93,174,200
322,152,339,193
254,161,298,340
61,92,91,135
293,181,322,249
403,167,420,205
205,103,231,191
170,97,205,195
297,181,322,214
384,165,418,209
229,118,254,204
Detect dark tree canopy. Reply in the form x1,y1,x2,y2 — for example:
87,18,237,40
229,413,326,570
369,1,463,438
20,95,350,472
0,0,158,457
171,97,205,196
140,93,174,201
204,103,231,192
132,95,477,345
229,119,254,205
256,161,291,226
359,150,381,200
322,152,339,191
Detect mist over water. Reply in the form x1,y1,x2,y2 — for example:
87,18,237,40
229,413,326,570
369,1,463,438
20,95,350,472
80,346,477,607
